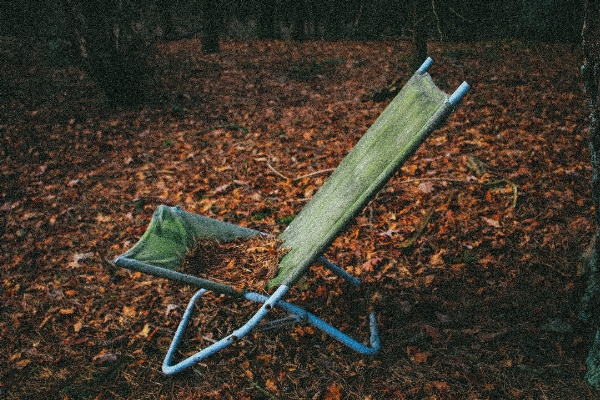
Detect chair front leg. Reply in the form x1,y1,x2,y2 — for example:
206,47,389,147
161,285,290,375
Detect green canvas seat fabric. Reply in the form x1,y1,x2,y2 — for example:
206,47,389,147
119,205,259,270
114,205,260,296
267,71,455,288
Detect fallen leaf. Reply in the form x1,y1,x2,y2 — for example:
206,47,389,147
417,181,435,194
13,359,31,370
122,305,137,318
264,379,278,394
324,383,342,400
430,250,445,266
407,346,431,364
96,214,112,223
361,257,383,272
482,216,501,228
165,304,179,316
138,323,151,337
73,320,83,333
93,352,118,363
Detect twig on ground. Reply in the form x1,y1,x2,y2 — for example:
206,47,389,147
293,168,336,181
397,177,518,208
196,124,249,136
266,162,291,181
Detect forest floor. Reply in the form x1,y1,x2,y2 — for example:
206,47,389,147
1,37,598,399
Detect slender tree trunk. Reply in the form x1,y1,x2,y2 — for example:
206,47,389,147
257,0,278,40
323,0,344,40
158,1,176,39
581,0,600,390
412,0,428,72
68,0,151,106
291,0,307,41
201,0,221,54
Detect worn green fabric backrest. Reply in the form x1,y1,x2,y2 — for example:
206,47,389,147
267,71,454,288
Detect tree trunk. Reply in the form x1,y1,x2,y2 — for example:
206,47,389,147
158,1,176,40
322,0,345,40
46,0,76,67
412,0,428,73
71,0,150,106
201,0,221,54
291,0,307,41
581,0,600,390
257,0,278,40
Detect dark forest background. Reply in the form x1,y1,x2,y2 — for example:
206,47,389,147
0,0,584,106
1,0,583,44
0,0,583,105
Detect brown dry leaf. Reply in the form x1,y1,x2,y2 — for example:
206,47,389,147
407,346,431,364
413,351,431,364
13,359,31,370
138,323,151,338
73,320,83,333
324,383,342,400
425,380,451,395
424,274,436,286
430,250,445,266
361,256,383,273
482,216,501,228
122,305,137,318
96,214,112,223
417,181,435,194
264,379,278,394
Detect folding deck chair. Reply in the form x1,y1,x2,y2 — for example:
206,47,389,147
112,57,470,375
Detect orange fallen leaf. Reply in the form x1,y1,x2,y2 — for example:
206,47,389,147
13,359,31,370
122,305,137,318
324,383,342,400
264,379,278,394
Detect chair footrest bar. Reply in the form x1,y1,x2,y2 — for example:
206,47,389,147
257,315,304,331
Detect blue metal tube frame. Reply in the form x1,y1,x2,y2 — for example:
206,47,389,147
417,57,434,74
449,81,471,106
151,56,469,375
245,290,380,355
416,56,470,107
162,284,380,374
318,256,361,286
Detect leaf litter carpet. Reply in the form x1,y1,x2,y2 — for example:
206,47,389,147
0,38,597,398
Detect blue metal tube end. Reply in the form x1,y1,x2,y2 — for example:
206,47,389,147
417,57,434,74
368,312,381,350
448,81,470,106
